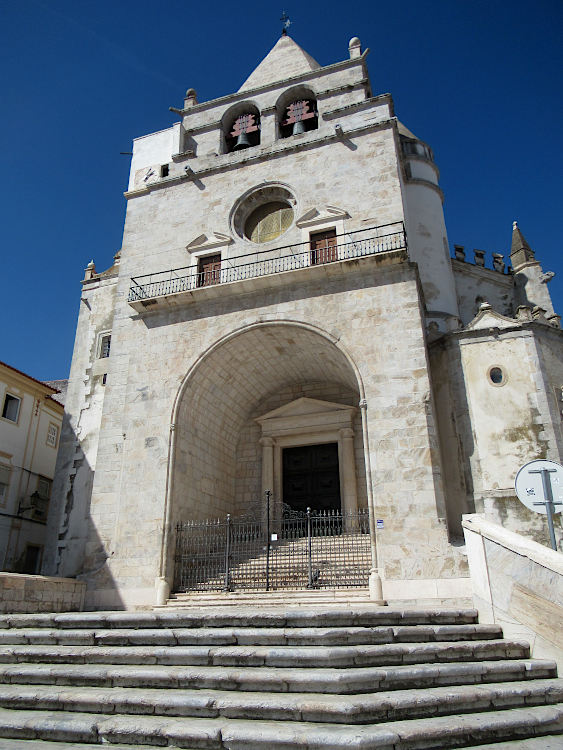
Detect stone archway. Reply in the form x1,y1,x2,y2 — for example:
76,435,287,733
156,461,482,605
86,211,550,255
163,322,368,589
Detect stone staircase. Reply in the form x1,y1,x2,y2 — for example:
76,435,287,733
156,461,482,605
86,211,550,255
0,606,560,748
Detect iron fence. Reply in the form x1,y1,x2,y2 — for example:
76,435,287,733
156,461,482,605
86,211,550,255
174,507,371,592
129,223,406,303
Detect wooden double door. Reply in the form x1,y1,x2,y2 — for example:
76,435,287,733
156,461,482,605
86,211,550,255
310,229,337,265
282,443,341,513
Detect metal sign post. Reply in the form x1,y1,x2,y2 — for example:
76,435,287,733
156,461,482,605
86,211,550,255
515,460,563,551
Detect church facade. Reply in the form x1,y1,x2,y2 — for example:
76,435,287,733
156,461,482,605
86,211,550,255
44,35,563,609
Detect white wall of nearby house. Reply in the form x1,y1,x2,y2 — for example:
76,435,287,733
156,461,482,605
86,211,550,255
0,362,64,573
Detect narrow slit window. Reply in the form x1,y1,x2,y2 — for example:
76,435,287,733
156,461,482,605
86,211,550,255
100,335,111,359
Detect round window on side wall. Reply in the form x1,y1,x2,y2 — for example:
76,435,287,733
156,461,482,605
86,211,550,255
488,366,507,386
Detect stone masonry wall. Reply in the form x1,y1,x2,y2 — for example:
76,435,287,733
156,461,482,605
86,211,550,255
0,573,85,614
79,254,467,609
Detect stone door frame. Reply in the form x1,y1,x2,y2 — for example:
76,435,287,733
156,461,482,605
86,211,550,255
256,397,359,521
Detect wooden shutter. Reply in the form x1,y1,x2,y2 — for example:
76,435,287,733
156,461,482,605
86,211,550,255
310,229,337,265
198,254,221,287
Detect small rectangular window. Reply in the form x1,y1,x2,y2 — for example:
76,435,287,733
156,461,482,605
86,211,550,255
160,164,169,177
102,373,107,385
2,394,21,422
197,254,222,287
36,477,52,500
310,229,337,265
46,423,59,448
100,334,111,358
0,464,11,505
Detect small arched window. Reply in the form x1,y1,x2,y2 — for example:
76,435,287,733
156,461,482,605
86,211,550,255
225,111,261,153
280,99,318,138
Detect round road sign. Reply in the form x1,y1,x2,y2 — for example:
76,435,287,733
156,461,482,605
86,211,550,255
515,459,563,514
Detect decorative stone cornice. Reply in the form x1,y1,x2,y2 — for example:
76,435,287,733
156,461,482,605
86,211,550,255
186,232,233,254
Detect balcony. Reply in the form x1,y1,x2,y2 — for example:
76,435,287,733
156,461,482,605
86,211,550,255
128,223,407,311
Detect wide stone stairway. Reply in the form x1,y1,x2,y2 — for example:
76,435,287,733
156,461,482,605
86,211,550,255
0,606,560,749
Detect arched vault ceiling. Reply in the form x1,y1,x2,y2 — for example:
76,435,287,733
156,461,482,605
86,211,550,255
178,325,360,445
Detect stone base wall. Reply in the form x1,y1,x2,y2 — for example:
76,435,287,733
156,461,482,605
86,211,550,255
0,573,86,614
463,513,563,672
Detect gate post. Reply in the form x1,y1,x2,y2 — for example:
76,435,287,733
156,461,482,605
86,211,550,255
223,514,232,591
265,490,271,591
306,507,313,588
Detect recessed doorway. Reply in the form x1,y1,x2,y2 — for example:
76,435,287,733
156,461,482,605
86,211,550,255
282,443,341,513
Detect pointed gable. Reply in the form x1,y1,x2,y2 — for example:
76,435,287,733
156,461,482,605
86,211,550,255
238,35,321,92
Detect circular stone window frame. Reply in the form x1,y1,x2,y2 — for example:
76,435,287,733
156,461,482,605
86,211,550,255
230,183,298,245
487,365,508,387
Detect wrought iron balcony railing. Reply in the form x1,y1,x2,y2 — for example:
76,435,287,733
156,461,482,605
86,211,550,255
128,222,406,305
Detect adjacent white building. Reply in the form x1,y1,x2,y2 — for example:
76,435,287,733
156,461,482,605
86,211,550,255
44,34,562,610
0,362,64,573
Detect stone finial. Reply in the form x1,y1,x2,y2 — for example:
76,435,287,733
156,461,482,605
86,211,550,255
516,305,533,322
84,260,97,280
349,37,362,58
532,306,548,324
454,244,465,262
474,249,485,267
184,88,198,108
547,313,562,329
492,253,505,273
510,220,536,270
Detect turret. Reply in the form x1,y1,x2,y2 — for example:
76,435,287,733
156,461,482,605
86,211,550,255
510,221,558,324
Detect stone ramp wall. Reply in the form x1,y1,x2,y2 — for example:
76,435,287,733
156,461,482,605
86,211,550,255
0,573,85,613
463,513,563,671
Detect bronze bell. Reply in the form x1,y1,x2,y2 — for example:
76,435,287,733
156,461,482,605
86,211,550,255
233,131,252,150
292,120,306,135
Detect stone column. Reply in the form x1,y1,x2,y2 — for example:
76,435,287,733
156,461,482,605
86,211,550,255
339,427,358,517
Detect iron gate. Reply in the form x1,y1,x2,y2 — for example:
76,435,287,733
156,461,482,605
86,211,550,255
174,507,371,592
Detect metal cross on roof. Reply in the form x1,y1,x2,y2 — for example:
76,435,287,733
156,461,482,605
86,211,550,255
280,11,291,35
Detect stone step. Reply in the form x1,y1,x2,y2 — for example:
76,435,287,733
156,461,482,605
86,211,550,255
0,639,529,670
0,624,504,648
0,679,561,724
169,588,372,601
0,658,554,694
2,742,561,750
0,607,479,630
0,704,561,748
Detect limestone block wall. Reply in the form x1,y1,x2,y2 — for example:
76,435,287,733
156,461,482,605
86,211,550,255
76,252,467,609
0,573,85,614
44,269,119,579
433,321,563,549
452,259,514,325
463,514,563,671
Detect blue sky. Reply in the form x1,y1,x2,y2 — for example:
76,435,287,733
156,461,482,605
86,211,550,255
2,0,562,380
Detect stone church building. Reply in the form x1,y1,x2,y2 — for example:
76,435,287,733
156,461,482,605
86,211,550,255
44,34,562,610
